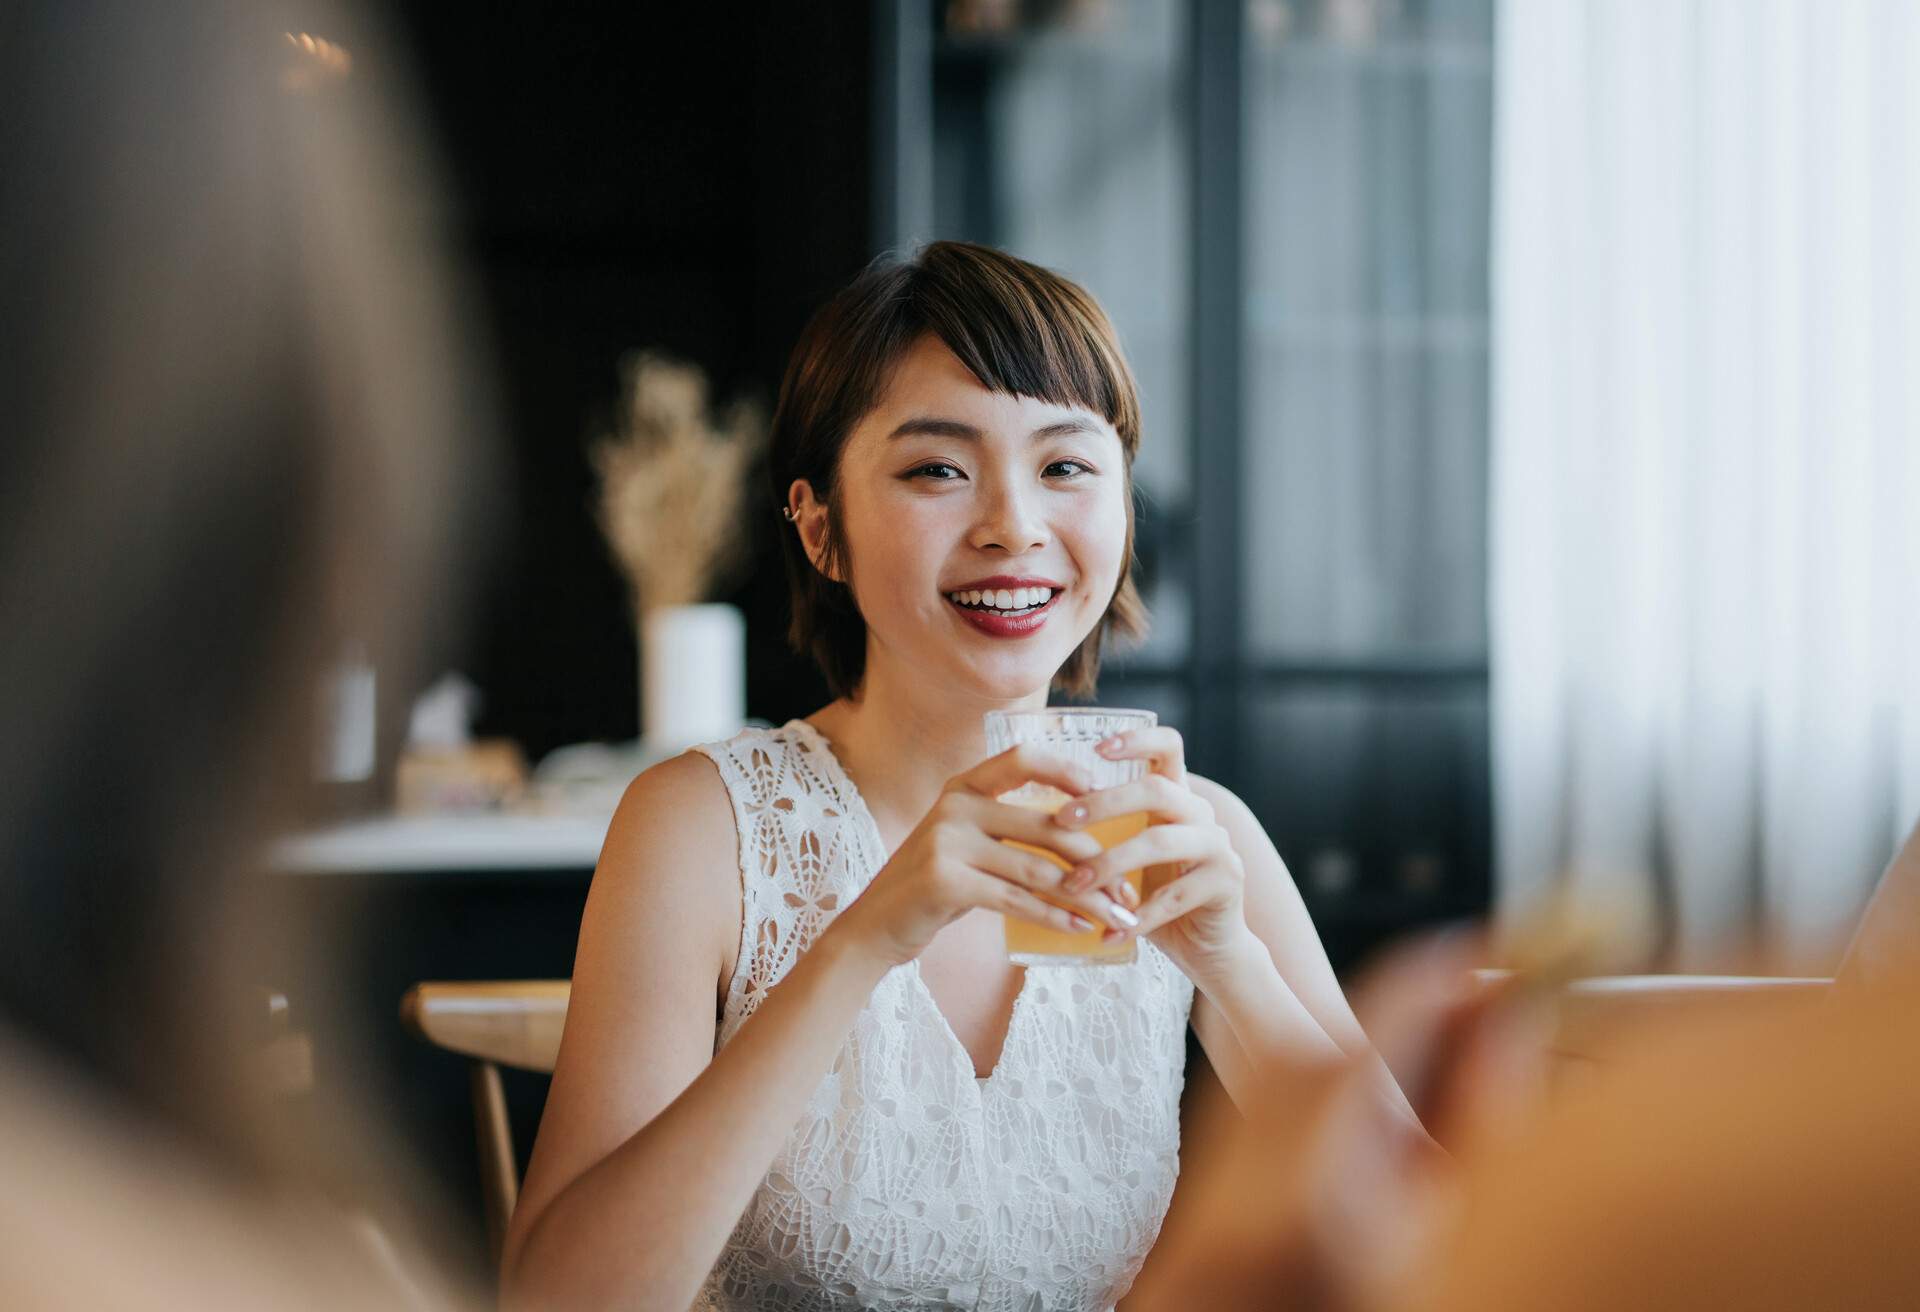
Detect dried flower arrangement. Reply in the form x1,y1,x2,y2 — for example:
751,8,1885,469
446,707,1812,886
592,352,767,615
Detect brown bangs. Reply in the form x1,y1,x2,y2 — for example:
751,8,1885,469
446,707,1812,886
910,244,1142,461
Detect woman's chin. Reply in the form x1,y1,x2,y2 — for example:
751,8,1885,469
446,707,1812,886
949,650,1078,702
874,624,1094,703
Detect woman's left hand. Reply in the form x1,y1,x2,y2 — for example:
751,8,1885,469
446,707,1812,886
1050,725,1252,986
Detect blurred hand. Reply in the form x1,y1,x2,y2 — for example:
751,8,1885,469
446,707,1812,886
1128,931,1553,1312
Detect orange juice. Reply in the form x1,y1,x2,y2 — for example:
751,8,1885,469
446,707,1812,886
999,796,1150,964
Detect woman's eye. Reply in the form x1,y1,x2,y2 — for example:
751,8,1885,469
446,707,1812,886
1046,459,1093,478
909,462,962,480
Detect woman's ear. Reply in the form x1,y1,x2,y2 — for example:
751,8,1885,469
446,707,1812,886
787,478,842,583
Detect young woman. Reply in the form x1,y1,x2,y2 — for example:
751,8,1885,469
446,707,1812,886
503,242,1413,1311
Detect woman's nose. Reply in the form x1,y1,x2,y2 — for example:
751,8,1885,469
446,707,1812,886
969,478,1048,553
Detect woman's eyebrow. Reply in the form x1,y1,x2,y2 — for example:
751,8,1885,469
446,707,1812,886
887,416,1102,441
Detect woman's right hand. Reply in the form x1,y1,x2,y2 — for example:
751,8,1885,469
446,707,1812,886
832,744,1130,968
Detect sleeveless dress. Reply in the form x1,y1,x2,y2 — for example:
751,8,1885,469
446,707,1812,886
689,719,1196,1312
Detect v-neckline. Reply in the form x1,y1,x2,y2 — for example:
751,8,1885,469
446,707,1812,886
786,717,1037,1089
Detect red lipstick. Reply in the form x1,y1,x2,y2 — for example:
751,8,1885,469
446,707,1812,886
945,586,1062,638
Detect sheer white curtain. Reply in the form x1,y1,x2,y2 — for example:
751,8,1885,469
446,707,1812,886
1492,0,1920,967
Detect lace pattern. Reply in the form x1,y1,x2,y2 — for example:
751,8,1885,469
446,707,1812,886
690,721,1194,1311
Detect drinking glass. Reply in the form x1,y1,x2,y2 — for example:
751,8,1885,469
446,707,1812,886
983,706,1157,966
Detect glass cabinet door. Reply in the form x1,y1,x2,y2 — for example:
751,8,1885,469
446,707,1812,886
1241,0,1494,927
1244,0,1492,664
887,0,1498,956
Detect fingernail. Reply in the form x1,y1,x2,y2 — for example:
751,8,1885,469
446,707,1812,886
1070,914,1097,932
1097,736,1125,754
1119,880,1141,910
1056,802,1089,827
1065,866,1094,892
1104,898,1139,930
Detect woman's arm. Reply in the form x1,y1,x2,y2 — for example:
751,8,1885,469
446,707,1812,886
501,741,1117,1310
1184,775,1418,1126
1044,725,1418,1126
499,753,895,1311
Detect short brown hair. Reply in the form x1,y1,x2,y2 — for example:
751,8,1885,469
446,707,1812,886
770,241,1150,700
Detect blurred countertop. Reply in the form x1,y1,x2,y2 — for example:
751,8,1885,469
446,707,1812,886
268,811,611,875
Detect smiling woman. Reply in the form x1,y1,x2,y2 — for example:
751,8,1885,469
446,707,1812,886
781,328,1135,705
769,241,1150,702
905,416,1098,628
501,242,1393,1312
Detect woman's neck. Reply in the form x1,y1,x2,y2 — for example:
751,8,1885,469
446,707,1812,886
806,660,1048,842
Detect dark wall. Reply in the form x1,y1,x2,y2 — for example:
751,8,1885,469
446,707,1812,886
390,5,870,760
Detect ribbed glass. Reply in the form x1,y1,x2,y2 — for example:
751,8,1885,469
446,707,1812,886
983,707,1159,967
983,707,1159,790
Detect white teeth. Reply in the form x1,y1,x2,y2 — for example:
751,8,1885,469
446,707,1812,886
946,586,1057,611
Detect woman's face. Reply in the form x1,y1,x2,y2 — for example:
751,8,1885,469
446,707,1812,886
798,334,1130,702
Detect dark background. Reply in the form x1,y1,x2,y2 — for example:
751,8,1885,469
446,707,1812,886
286,2,880,1265
388,3,872,759
364,2,1494,965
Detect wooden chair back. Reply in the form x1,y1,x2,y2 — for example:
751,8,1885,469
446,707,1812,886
398,974,1833,1261
399,980,570,1264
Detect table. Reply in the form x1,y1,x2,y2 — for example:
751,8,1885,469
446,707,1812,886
269,812,612,876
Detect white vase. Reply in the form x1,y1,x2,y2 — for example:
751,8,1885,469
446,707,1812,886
640,603,745,752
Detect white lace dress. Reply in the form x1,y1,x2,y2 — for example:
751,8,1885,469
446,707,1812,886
688,719,1195,1312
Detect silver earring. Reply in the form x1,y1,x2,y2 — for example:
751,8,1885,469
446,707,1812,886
781,506,797,522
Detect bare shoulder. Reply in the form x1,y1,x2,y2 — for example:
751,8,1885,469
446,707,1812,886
588,748,741,971
604,748,736,869
602,749,737,883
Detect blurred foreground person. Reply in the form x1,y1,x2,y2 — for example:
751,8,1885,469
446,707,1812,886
1130,821,1920,1312
0,0,495,1305
1419,966,1920,1308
